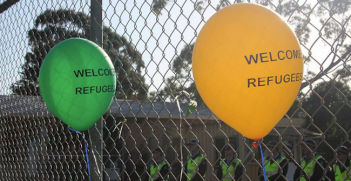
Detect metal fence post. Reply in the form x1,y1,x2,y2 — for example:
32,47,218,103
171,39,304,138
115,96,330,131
89,0,104,180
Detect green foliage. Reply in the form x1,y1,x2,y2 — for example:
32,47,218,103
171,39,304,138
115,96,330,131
149,43,204,105
334,64,351,84
152,0,208,14
11,9,148,100
302,81,351,133
152,0,168,15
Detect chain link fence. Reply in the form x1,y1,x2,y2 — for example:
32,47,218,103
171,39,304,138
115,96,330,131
1,0,350,180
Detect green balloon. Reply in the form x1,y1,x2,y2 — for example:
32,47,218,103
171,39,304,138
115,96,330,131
39,38,116,131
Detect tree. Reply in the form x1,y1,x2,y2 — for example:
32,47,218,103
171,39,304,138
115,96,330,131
149,43,203,104
150,0,351,105
11,9,148,100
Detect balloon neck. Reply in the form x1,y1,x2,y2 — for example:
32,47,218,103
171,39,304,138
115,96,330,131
252,142,259,148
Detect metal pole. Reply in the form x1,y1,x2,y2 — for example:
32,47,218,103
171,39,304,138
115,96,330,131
89,0,104,180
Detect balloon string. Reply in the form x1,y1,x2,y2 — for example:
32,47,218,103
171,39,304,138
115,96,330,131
69,128,91,181
258,141,267,181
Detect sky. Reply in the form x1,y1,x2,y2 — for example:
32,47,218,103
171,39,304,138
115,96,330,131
0,0,347,95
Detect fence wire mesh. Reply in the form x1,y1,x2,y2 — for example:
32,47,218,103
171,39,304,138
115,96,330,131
0,0,351,181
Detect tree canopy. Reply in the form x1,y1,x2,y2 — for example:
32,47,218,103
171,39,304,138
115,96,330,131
149,43,203,104
302,81,351,133
11,9,148,100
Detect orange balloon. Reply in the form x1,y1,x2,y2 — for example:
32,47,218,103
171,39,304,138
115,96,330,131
192,3,303,140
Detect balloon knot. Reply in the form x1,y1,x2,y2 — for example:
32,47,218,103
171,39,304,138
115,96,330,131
252,141,259,148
